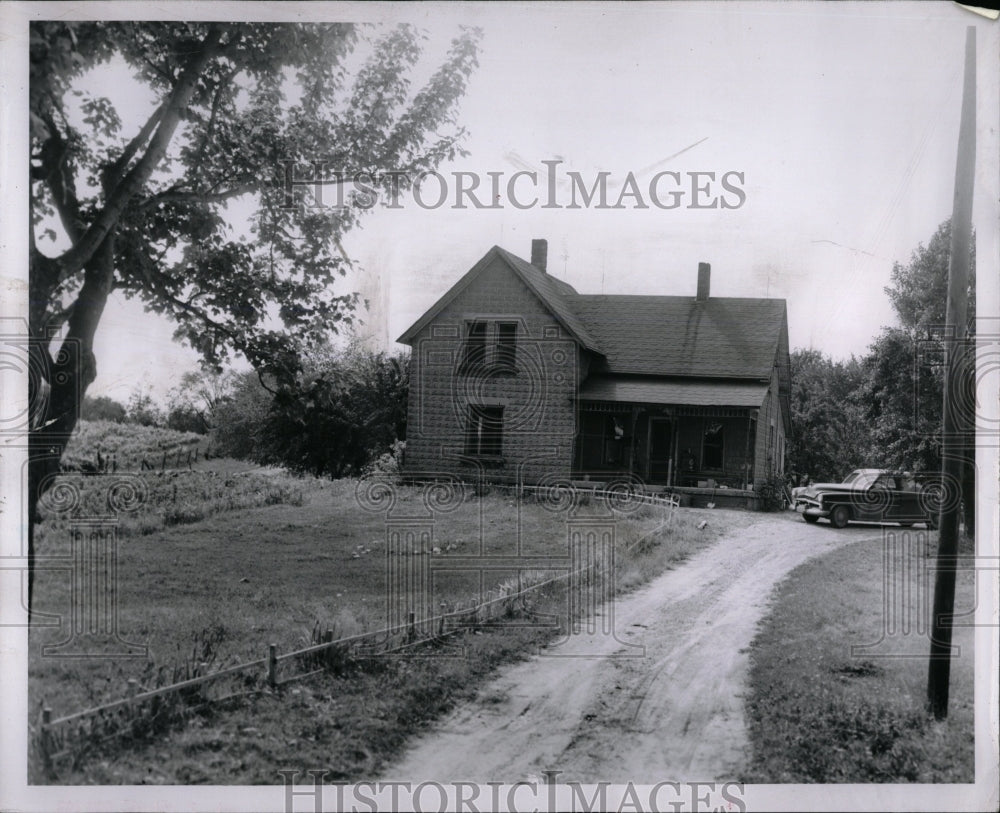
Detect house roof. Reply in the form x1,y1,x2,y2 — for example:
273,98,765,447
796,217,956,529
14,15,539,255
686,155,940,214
578,376,770,407
397,245,788,385
570,295,787,379
396,246,603,353
492,248,603,352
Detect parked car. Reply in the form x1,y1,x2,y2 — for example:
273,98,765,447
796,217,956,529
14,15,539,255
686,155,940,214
793,469,940,529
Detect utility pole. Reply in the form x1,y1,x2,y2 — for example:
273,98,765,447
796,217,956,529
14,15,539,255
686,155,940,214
927,25,976,721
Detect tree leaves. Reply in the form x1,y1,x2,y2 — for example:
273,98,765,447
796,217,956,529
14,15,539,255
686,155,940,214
787,349,867,482
789,218,973,482
30,20,481,394
254,345,410,478
26,22,481,612
884,219,976,338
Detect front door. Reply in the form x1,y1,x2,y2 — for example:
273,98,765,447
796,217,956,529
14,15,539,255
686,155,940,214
648,418,673,483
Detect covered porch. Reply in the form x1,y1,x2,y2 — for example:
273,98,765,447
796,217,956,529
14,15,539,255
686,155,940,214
572,377,770,495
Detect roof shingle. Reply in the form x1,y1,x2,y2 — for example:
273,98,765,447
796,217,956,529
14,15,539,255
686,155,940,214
570,295,786,379
398,246,788,384
396,245,603,352
493,247,603,353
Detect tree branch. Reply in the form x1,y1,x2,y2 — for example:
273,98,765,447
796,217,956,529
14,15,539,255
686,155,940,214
37,113,85,243
104,100,166,187
257,369,279,396
192,70,235,169
136,257,243,345
52,24,224,282
139,183,254,211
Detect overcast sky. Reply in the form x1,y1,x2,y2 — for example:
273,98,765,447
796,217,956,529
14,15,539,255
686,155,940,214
24,2,999,403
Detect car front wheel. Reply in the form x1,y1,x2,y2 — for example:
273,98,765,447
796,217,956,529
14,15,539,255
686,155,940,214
803,513,819,524
830,504,851,529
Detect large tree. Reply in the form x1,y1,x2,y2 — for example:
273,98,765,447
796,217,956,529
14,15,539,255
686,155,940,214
28,22,481,609
884,219,975,339
787,348,868,483
878,218,976,533
855,328,943,474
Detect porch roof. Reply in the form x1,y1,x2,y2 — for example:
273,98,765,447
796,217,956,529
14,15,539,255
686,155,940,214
578,376,768,407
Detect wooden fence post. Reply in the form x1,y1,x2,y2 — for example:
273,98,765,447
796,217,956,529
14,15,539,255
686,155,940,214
40,707,52,771
125,678,138,722
323,629,333,668
267,644,277,688
407,611,416,643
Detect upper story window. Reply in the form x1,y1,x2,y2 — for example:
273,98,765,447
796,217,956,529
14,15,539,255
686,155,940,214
461,320,488,370
460,320,518,373
496,322,518,369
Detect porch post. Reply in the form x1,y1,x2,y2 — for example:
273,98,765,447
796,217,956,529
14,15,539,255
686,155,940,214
744,412,752,490
670,419,679,487
628,406,639,477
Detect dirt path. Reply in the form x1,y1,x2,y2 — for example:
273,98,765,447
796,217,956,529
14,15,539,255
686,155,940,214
380,510,883,783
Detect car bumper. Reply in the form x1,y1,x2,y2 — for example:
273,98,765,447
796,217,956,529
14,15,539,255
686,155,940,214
795,502,829,519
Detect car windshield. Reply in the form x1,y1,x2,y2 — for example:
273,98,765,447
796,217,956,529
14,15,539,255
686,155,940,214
842,470,878,488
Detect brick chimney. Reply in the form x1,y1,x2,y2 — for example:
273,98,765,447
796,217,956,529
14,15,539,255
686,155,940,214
531,239,548,273
696,262,711,301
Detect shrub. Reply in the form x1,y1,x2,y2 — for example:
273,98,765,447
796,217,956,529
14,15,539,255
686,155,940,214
81,395,127,423
125,389,165,427
755,475,788,512
362,440,405,480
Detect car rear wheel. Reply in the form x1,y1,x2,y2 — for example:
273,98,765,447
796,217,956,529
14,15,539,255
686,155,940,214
803,513,819,524
830,504,850,529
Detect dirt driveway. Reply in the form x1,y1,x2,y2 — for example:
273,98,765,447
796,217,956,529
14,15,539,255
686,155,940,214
381,509,886,783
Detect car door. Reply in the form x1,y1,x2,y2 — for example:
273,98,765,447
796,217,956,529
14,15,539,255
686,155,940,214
863,474,898,522
890,474,922,522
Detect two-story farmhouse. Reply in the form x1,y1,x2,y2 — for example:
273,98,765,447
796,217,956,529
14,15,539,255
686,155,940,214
398,240,790,505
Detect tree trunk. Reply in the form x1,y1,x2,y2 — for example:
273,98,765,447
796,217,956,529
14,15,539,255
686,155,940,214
27,234,116,614
25,25,226,615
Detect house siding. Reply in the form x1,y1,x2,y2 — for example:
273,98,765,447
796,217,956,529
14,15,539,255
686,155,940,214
752,365,786,484
404,255,579,485
400,245,793,506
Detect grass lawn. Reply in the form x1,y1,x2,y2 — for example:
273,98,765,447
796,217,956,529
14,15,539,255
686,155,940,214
744,529,976,783
29,473,716,783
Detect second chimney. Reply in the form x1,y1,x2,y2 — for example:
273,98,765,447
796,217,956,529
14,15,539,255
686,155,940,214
531,239,548,273
696,262,711,301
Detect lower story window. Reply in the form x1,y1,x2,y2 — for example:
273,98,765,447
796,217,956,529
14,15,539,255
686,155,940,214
577,411,626,469
466,405,504,457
